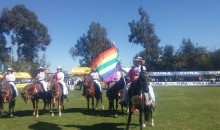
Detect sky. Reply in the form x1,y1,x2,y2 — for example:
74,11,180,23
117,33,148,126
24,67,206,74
1,0,220,73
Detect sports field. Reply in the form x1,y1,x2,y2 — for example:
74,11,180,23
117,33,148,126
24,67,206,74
0,86,220,130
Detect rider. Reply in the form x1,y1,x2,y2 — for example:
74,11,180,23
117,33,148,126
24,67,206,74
3,67,18,99
35,66,47,92
53,66,68,99
90,69,102,95
121,57,147,106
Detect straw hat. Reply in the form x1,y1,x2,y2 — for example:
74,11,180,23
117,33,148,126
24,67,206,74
7,67,13,71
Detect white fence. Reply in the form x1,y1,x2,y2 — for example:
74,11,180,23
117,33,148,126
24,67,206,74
150,81,220,86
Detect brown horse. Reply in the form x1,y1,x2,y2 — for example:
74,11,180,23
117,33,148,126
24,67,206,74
20,83,48,117
49,79,64,116
83,75,104,110
126,68,153,130
0,82,16,117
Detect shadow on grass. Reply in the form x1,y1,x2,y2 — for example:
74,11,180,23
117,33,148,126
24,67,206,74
29,121,62,130
63,107,127,117
64,122,125,130
13,109,51,117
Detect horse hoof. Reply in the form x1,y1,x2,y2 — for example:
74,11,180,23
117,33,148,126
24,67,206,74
52,113,54,116
102,105,104,110
142,124,146,127
10,114,13,117
151,123,154,126
36,115,39,118
114,114,118,117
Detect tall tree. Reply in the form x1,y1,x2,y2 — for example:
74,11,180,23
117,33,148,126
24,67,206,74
161,44,175,71
0,5,51,63
0,33,9,62
174,39,197,70
69,22,112,66
128,7,161,70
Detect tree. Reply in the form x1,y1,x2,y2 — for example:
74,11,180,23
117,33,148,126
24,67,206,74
211,49,220,70
128,7,161,70
0,5,51,63
69,22,112,66
160,45,175,71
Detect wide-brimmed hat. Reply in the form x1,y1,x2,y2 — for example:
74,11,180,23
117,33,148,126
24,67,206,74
57,66,62,70
38,66,43,70
135,56,142,61
7,67,13,71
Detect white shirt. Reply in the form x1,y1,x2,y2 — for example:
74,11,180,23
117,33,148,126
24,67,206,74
90,72,99,80
5,73,16,82
36,72,45,81
134,65,146,75
56,72,64,82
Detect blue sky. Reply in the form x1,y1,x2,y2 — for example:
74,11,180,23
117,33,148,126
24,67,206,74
1,0,220,72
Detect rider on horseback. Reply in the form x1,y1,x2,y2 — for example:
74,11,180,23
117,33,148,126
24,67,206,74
53,66,68,99
89,69,102,95
3,67,18,99
121,57,147,106
121,57,156,108
35,66,48,92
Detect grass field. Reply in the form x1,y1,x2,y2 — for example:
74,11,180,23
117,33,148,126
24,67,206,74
0,86,220,130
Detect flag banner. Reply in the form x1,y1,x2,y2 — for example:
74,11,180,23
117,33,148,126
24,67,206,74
90,46,120,83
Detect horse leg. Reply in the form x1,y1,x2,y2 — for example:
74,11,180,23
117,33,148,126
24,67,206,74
150,106,154,126
58,99,62,116
51,100,55,116
36,99,39,117
100,95,104,110
8,99,14,117
92,97,94,110
87,97,89,110
115,97,119,117
126,102,133,130
31,99,36,116
43,98,46,111
139,106,144,129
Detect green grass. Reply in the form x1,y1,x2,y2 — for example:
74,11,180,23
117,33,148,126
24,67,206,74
1,86,220,130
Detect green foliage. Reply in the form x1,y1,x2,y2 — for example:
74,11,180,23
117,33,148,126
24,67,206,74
69,22,112,66
128,7,161,70
0,4,51,63
0,86,220,130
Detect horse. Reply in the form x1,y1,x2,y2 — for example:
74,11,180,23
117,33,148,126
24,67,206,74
83,75,104,110
48,79,64,116
20,83,48,117
126,68,154,130
0,82,16,117
106,76,127,116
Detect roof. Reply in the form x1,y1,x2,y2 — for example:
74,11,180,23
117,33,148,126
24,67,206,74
13,72,31,78
69,67,91,76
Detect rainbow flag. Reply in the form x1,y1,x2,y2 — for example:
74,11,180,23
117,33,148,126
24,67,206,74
90,46,121,83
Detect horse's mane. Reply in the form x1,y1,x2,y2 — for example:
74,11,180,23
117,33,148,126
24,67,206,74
23,83,41,93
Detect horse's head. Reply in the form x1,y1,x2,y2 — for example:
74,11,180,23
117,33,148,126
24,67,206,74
0,83,11,98
21,84,38,103
20,91,30,103
49,79,60,97
138,70,149,93
83,75,93,87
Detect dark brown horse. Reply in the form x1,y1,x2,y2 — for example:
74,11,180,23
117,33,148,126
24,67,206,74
83,75,104,110
0,82,16,117
49,79,64,116
126,69,153,130
106,76,127,116
20,83,48,117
